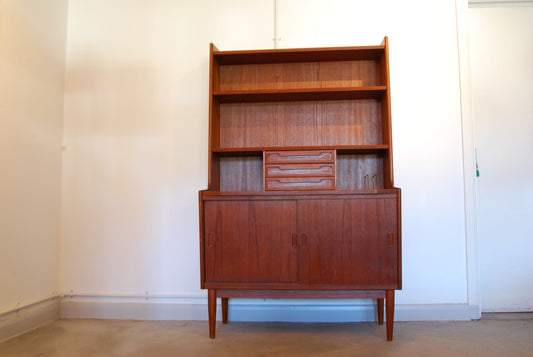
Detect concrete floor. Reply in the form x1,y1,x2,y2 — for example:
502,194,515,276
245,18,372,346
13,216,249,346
0,313,531,356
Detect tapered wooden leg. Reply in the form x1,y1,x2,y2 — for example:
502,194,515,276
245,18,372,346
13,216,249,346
377,298,384,325
208,289,216,338
385,290,395,341
222,298,229,324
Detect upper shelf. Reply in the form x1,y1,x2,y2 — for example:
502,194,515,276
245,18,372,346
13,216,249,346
213,86,386,103
213,45,385,65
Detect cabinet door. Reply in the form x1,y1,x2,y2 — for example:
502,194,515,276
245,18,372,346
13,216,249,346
298,198,398,287
204,200,297,284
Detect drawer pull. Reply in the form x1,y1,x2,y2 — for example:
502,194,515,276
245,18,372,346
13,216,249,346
265,150,334,164
265,177,334,191
266,164,334,177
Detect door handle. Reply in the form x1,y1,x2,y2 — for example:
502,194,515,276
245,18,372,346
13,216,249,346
388,232,394,248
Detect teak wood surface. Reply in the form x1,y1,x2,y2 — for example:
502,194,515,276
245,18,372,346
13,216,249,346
201,38,401,341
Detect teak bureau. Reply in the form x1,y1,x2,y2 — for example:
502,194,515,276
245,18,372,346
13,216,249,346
199,37,402,340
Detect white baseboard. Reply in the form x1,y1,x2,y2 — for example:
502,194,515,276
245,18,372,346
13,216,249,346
0,295,480,342
227,303,481,322
482,307,533,313
0,297,60,343
60,298,209,321
396,303,481,321
59,295,481,322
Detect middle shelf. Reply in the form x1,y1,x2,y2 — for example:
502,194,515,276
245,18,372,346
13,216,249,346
213,86,387,103
212,145,389,156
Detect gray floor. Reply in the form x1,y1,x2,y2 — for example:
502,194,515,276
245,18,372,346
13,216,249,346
0,313,531,356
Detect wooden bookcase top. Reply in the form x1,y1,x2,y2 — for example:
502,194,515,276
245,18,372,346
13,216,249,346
211,44,386,64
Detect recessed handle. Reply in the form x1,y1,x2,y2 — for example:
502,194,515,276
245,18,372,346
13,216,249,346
388,232,394,248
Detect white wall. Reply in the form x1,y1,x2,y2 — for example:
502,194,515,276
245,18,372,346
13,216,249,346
60,0,474,319
60,0,273,297
280,0,469,307
469,6,533,311
0,0,68,314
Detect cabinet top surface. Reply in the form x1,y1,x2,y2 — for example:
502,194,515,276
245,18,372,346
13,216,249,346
200,189,400,199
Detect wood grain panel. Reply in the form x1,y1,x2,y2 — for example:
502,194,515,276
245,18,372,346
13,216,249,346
378,198,399,286
219,156,263,191
219,102,320,147
336,154,384,190
298,198,397,286
317,61,381,87
297,199,344,284
204,200,298,283
219,60,380,91
219,100,382,148
219,62,318,91
321,100,382,146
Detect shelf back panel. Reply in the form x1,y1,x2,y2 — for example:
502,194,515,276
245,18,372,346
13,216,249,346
219,156,263,192
218,100,382,148
218,61,382,91
336,154,384,190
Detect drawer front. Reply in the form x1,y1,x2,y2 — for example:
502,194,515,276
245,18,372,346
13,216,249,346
265,150,334,164
265,163,335,178
265,177,335,191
